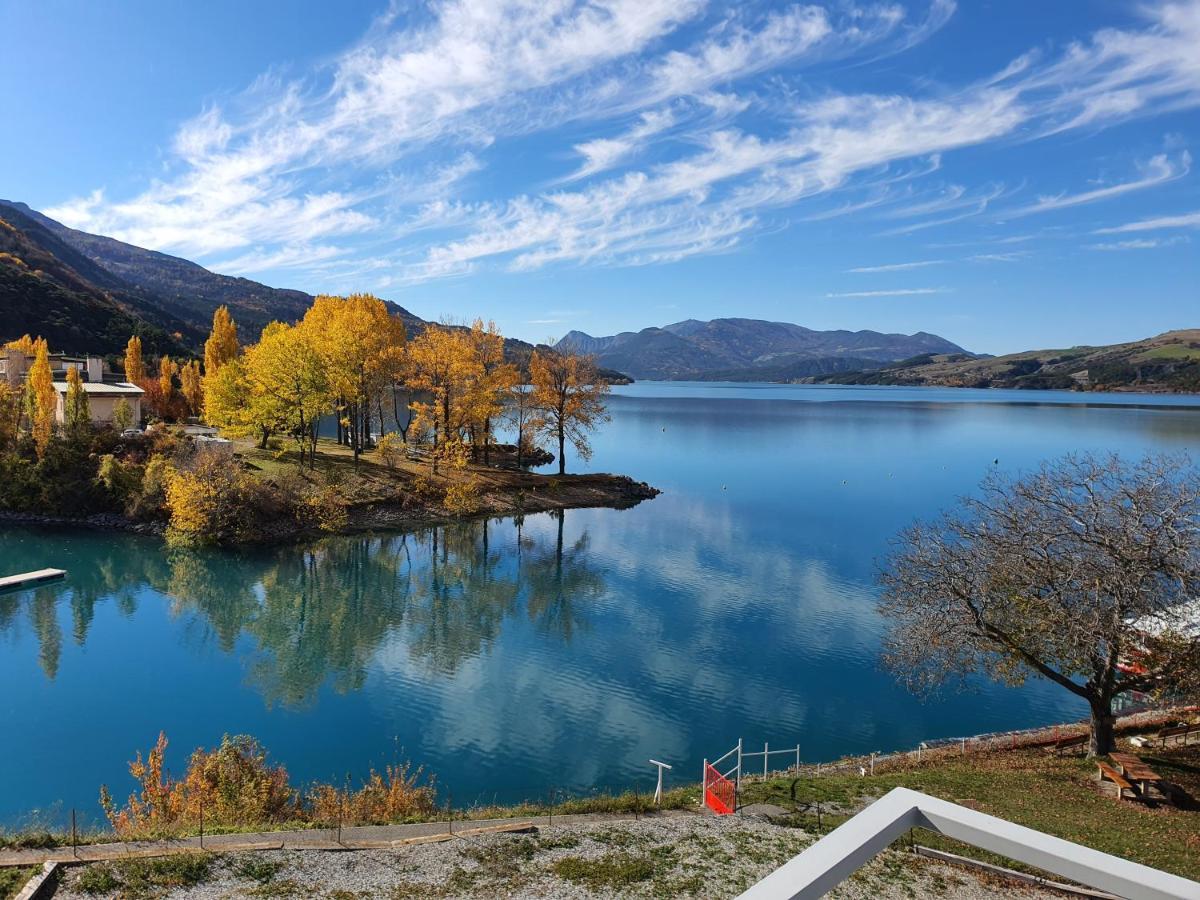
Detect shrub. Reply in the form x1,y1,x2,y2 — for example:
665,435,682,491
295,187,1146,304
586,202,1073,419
307,762,437,825
100,732,298,837
300,483,349,534
443,480,481,516
128,455,175,520
376,432,401,469
0,451,39,510
97,454,144,510
165,449,280,545
100,732,435,837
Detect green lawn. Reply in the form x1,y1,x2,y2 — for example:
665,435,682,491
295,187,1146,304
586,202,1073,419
740,744,1200,881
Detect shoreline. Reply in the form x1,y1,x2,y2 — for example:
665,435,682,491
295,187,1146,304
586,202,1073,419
0,470,661,546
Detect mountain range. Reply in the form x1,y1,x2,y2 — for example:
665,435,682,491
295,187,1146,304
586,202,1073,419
810,330,1200,393
2,199,974,385
555,319,968,381
0,199,426,356
0,200,637,381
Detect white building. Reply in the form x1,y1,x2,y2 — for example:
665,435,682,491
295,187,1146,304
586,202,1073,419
2,348,144,425
51,380,144,425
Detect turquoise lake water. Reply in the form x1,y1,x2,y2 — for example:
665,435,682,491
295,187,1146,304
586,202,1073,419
1,383,1199,827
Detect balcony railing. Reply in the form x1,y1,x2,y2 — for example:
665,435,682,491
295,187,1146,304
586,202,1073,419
736,787,1200,900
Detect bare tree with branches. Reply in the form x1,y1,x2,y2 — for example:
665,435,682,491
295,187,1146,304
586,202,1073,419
879,453,1200,756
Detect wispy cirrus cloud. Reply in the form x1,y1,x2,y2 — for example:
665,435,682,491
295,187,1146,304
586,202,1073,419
1089,235,1189,250
40,0,1200,289
1001,151,1190,218
826,287,947,298
1093,209,1200,233
847,259,946,273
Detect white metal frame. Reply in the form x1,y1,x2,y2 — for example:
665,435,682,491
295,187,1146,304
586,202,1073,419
736,787,1200,900
740,742,802,777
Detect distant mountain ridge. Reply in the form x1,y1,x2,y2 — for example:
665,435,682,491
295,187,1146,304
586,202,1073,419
556,318,968,381
810,330,1200,393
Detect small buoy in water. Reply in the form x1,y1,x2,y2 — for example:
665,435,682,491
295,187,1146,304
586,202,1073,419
842,479,847,485
721,485,727,490
993,458,999,465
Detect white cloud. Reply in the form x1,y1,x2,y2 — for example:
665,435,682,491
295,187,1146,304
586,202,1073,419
41,0,1200,285
848,259,946,273
1093,209,1200,233
1088,236,1188,250
825,287,947,298
1003,152,1190,217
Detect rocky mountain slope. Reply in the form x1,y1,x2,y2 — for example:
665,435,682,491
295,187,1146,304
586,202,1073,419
556,318,967,381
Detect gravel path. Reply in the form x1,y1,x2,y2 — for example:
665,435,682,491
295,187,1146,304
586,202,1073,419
51,814,1057,899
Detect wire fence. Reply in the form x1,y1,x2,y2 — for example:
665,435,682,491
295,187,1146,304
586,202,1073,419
2,704,1196,861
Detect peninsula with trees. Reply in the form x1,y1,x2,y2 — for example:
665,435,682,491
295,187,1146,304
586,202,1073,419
0,298,657,546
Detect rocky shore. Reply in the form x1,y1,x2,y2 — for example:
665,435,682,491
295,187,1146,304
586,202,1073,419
0,471,661,545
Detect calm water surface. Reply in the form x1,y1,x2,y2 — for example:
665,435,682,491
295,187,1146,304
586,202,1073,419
2,384,1199,826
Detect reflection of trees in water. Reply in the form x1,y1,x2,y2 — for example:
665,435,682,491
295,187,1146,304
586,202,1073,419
0,513,607,706
404,521,521,675
523,511,603,642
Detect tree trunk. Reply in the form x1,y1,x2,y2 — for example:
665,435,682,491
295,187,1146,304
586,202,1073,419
1088,697,1116,757
557,427,565,475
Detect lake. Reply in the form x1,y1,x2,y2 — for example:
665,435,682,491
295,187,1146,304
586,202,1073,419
2,383,1199,827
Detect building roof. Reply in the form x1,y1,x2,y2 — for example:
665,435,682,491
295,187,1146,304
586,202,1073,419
50,381,144,396
1130,599,1200,640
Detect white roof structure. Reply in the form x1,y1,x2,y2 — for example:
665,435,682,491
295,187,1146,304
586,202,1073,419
50,381,144,395
1130,599,1200,640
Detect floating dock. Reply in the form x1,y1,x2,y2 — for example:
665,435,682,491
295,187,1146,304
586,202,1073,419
0,568,67,593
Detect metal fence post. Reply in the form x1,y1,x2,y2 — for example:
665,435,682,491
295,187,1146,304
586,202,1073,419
870,752,876,776
199,793,204,850
795,744,801,772
701,758,708,810
764,742,769,778
71,809,77,859
735,738,743,803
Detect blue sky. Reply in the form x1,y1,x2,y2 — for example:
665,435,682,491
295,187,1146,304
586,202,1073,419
2,0,1198,354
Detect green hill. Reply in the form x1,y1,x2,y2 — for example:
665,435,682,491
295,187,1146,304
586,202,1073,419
812,331,1200,393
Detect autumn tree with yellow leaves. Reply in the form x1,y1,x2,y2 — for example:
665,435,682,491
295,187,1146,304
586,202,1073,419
179,360,203,416
406,324,473,473
124,335,145,383
243,322,331,464
27,338,56,459
529,349,610,475
64,365,90,435
204,306,240,375
301,294,404,464
464,319,518,465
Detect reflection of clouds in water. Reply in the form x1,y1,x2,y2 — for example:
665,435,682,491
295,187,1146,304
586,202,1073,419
359,501,886,786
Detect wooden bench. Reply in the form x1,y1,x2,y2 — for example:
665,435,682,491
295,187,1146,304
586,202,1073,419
1157,723,1200,747
1043,733,1088,754
1096,762,1137,801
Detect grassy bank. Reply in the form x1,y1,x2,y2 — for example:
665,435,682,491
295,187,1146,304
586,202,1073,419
234,434,659,539
740,742,1200,881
